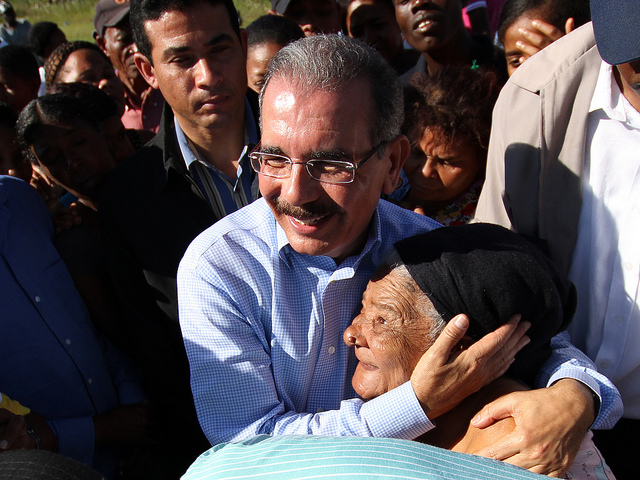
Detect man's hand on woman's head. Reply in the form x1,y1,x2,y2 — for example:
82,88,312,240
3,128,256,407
469,378,595,477
410,314,530,420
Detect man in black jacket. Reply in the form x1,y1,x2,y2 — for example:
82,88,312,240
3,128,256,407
99,0,259,477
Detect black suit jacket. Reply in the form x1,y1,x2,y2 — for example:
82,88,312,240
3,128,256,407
99,93,260,478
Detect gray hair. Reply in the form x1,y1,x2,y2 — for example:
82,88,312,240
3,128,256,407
258,34,403,145
381,248,447,349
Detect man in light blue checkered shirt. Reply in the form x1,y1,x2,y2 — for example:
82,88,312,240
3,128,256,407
178,35,622,476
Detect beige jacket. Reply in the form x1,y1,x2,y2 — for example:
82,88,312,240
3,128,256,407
474,23,601,275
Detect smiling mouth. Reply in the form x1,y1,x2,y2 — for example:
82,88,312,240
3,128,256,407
290,214,328,226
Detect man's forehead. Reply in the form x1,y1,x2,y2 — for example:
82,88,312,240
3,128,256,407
144,4,236,47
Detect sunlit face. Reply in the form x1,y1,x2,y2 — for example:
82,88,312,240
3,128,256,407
246,42,283,93
56,48,126,116
101,18,141,85
344,268,433,400
394,0,463,54
259,76,403,264
347,0,403,63
404,128,482,208
137,2,248,136
284,0,343,36
30,120,117,201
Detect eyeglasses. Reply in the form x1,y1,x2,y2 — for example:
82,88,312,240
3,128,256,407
249,141,387,184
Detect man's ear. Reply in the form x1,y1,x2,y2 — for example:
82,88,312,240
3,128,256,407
134,52,159,90
94,32,108,56
564,17,575,34
382,134,410,195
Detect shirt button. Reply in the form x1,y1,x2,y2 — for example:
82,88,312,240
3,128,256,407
142,115,147,120
87,378,93,385
624,262,633,271
612,316,623,325
66,339,71,345
316,407,325,413
327,346,336,355
35,296,41,302
600,361,610,370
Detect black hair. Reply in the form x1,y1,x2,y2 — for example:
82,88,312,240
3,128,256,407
403,65,500,158
29,21,60,59
246,15,304,48
0,45,39,82
47,82,118,122
17,94,103,165
43,41,107,90
131,0,241,62
498,0,590,44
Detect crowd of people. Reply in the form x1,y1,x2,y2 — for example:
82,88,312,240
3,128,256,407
0,0,637,479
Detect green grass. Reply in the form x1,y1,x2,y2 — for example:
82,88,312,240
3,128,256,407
10,0,270,42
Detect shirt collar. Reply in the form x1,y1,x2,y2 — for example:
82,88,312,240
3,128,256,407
175,97,258,172
589,60,627,123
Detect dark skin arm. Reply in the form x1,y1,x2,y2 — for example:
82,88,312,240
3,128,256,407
0,409,58,452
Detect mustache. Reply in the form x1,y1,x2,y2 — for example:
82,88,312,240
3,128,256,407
273,197,343,219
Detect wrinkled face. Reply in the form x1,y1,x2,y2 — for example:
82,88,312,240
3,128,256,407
30,120,116,200
0,67,38,114
56,48,126,116
285,0,343,36
138,2,248,135
405,128,482,206
246,42,283,93
394,0,463,54
347,0,403,63
344,269,433,400
259,77,401,264
101,18,140,84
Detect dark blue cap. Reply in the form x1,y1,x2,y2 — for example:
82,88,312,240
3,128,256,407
591,0,640,65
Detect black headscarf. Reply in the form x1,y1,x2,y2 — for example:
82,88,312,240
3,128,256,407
393,223,576,385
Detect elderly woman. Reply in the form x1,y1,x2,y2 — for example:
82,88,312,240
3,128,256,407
344,224,614,480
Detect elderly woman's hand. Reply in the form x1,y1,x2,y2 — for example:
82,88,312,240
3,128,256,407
410,314,530,420
467,378,595,477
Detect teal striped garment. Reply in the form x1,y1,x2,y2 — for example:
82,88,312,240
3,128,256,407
182,435,547,479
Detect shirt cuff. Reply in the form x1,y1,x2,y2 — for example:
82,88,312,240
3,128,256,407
360,381,435,439
547,367,602,424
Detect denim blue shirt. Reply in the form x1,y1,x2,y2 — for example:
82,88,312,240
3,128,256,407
0,176,144,476
178,198,621,447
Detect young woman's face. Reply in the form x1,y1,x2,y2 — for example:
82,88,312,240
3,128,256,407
31,120,117,201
